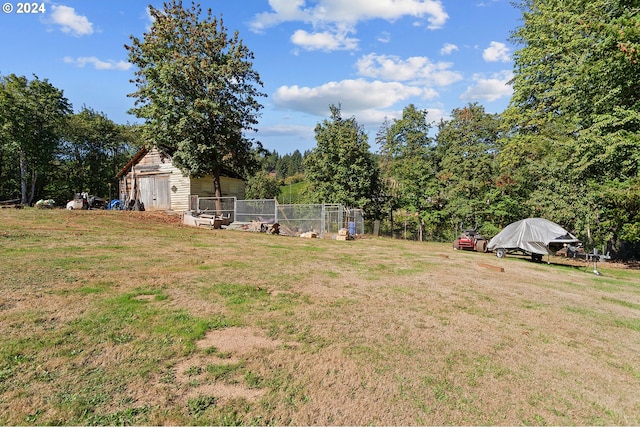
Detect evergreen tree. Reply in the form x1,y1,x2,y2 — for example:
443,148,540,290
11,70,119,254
380,104,438,241
305,105,381,213
436,103,503,235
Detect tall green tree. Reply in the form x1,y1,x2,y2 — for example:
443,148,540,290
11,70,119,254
52,108,136,201
276,150,305,179
380,104,438,241
502,0,640,253
289,149,304,176
0,74,71,204
259,149,279,175
436,103,503,236
244,171,280,199
126,0,266,203
375,117,402,233
304,105,381,213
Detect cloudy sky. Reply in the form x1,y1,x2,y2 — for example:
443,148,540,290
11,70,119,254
1,0,521,153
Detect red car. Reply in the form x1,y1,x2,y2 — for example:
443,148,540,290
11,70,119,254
453,229,488,252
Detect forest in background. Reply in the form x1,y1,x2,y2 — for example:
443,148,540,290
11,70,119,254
1,0,639,258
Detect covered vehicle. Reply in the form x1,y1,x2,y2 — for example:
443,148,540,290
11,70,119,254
487,218,579,261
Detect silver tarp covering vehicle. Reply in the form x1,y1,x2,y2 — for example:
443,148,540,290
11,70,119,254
487,218,580,261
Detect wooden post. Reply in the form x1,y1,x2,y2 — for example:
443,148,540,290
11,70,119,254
478,263,505,273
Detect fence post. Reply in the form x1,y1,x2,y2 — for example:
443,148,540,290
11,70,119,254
189,195,199,214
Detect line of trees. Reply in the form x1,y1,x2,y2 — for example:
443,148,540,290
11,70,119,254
0,74,141,205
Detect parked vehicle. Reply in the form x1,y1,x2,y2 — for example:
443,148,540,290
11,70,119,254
487,218,580,262
66,193,106,210
453,229,488,252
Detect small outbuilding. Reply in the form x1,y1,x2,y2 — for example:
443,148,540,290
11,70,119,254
116,147,245,212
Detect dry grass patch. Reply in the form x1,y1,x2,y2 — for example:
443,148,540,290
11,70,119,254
1,209,640,425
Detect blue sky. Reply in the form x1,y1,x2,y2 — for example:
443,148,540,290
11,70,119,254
1,0,521,154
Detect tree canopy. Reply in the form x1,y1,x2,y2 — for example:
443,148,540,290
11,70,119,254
379,104,437,241
436,103,503,234
0,74,71,204
126,0,266,198
304,105,381,214
57,108,137,200
0,74,137,205
500,0,640,251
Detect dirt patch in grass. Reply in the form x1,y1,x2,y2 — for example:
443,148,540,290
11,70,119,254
119,210,185,226
187,383,265,405
163,327,283,411
196,327,283,354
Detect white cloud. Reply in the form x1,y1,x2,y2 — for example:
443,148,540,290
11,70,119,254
269,77,450,145
483,41,511,62
252,0,447,30
250,0,448,51
250,0,311,33
440,43,459,55
477,0,500,6
460,70,513,102
50,5,94,36
377,31,392,43
291,29,359,51
355,53,463,86
258,123,314,139
64,56,132,71
273,79,424,117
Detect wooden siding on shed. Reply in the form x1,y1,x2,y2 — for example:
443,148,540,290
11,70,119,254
191,176,246,199
118,147,246,212
169,171,191,212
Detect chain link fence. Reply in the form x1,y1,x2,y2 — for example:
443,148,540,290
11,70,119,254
190,196,364,237
235,199,278,223
191,196,236,222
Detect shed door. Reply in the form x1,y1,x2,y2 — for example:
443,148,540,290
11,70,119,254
139,175,170,210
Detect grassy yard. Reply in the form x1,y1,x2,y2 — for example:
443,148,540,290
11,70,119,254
1,208,639,425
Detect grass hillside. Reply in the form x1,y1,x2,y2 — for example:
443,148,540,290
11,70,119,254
277,180,310,204
1,208,640,425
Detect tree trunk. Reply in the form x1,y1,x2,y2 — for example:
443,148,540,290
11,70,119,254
19,150,28,205
28,170,38,206
389,204,394,238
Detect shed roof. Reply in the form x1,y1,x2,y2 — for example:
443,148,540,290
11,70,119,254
116,146,245,181
116,146,149,179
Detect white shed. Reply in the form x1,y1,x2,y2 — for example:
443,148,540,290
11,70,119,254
116,147,245,212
